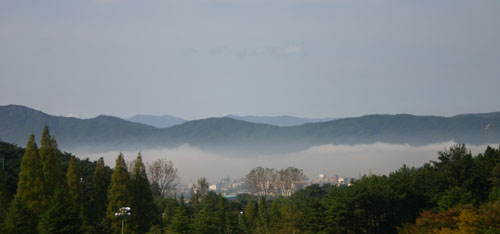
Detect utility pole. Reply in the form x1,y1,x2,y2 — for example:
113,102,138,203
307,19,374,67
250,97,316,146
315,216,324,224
0,155,4,170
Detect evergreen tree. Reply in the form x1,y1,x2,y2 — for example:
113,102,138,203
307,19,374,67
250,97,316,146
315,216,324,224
89,157,110,228
216,195,239,233
16,134,44,215
169,200,191,234
39,126,64,208
2,197,38,234
256,196,270,234
192,192,222,233
38,187,81,234
0,168,8,225
67,156,82,217
107,153,131,234
130,152,156,233
244,200,256,233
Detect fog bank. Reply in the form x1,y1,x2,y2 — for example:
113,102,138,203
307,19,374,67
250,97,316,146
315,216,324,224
76,141,498,184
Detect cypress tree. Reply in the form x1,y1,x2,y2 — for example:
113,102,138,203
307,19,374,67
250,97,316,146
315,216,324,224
67,156,82,217
2,197,37,234
16,134,44,215
39,126,64,208
37,187,81,234
89,157,110,226
130,152,155,233
107,153,131,234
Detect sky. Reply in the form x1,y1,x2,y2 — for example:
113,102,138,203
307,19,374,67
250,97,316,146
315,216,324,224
1,0,500,120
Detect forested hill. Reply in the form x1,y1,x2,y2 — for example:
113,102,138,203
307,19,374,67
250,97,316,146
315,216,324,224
1,105,500,153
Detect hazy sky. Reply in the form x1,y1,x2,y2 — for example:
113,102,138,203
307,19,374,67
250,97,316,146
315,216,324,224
1,0,500,120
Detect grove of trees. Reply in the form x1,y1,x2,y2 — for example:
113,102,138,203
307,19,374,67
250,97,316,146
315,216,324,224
1,126,500,233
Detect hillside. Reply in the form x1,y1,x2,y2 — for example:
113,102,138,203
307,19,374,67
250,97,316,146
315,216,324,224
1,105,500,153
127,114,186,128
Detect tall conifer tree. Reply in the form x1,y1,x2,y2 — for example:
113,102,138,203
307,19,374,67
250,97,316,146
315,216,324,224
2,197,37,234
257,196,270,233
39,126,64,208
37,187,81,234
244,200,256,233
107,153,131,234
67,156,82,217
89,157,110,225
169,200,191,234
130,152,156,234
0,168,8,224
16,134,44,215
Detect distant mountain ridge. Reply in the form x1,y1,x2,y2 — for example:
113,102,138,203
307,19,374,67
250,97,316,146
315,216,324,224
226,115,336,127
125,114,336,128
1,105,500,154
127,114,186,128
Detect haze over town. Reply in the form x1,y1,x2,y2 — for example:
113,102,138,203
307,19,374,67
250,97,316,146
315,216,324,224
80,141,497,184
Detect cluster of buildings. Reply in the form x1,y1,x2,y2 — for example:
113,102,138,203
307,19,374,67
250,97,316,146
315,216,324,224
180,173,353,198
309,173,352,186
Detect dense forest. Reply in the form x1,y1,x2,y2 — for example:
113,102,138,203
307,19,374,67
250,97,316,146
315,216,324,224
1,127,500,233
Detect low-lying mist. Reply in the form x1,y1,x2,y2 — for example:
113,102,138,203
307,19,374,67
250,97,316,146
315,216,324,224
76,141,498,184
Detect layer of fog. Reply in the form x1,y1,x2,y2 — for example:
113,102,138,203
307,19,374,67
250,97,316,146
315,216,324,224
77,141,499,184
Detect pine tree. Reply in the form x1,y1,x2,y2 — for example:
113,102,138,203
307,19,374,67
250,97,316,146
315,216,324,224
89,157,110,226
130,152,156,233
16,134,44,215
37,187,81,234
107,153,131,234
169,201,191,234
39,126,64,208
67,156,82,217
2,197,38,234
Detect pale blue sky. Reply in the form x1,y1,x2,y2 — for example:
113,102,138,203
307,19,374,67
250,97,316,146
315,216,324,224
1,0,499,120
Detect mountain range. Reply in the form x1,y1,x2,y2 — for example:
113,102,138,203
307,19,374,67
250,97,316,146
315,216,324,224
225,115,336,127
127,114,186,128
1,104,500,154
125,114,336,128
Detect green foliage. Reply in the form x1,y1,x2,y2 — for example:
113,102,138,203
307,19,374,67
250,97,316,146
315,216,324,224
5,129,500,234
159,196,180,227
292,184,329,232
39,127,65,209
37,187,81,234
16,134,44,215
190,191,239,234
243,200,256,233
256,196,270,233
130,153,156,234
1,197,38,234
437,186,475,212
0,140,25,214
0,168,8,225
67,156,82,216
86,157,111,232
169,200,191,234
106,153,131,234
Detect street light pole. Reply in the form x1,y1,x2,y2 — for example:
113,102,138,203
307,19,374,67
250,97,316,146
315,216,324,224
115,207,131,234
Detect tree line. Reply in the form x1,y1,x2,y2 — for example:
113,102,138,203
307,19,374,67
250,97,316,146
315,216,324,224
2,126,500,233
